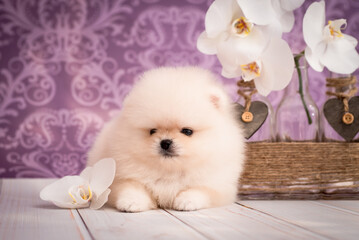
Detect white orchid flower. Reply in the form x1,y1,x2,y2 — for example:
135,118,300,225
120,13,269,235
222,38,294,96
237,0,305,33
235,38,295,96
303,0,359,74
197,0,297,96
197,0,278,68
40,158,116,209
197,0,304,59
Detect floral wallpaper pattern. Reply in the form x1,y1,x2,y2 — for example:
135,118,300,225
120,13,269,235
0,0,358,177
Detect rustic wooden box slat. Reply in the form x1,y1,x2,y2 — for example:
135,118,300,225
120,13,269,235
238,142,359,200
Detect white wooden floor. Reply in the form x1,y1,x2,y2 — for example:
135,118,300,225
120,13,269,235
1,179,359,240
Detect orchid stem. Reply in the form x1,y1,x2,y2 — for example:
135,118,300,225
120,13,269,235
295,52,312,125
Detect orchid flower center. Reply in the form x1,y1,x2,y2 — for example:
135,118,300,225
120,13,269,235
328,20,345,38
68,185,93,204
232,17,253,37
240,61,261,80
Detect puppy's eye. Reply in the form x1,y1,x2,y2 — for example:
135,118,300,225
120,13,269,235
181,128,193,136
150,129,157,135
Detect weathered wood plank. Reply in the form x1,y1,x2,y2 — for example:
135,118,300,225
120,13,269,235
240,200,359,240
77,207,206,240
167,203,328,240
2,179,358,240
0,179,91,240
315,201,359,215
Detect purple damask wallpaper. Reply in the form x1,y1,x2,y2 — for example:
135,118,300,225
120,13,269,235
0,0,358,178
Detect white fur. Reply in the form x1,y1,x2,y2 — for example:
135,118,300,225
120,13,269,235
173,189,211,211
88,67,245,212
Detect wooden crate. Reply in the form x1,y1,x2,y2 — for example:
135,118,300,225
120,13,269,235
238,142,359,200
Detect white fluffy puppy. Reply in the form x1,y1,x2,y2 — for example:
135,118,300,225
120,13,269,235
87,67,245,212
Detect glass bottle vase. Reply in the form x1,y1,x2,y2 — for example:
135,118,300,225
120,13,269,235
275,56,319,141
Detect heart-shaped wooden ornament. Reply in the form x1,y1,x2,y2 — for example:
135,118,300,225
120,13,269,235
235,101,268,139
323,96,359,141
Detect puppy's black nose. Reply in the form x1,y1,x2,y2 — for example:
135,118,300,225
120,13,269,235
160,139,172,150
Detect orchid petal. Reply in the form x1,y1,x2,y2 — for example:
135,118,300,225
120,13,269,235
90,189,111,210
303,0,359,74
217,27,268,67
221,64,242,79
279,0,305,11
241,71,257,81
305,46,324,72
303,0,325,49
330,19,347,31
40,176,87,205
279,11,295,33
254,77,271,97
51,200,89,209
87,158,116,197
79,166,92,182
343,34,358,47
256,38,294,95
40,159,116,209
205,0,241,38
196,31,218,55
322,24,332,40
324,19,347,39
259,20,282,38
236,0,276,26
68,185,92,204
321,38,359,74
241,61,261,81
272,0,304,32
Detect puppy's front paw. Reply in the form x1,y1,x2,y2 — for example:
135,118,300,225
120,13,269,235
116,193,154,212
111,183,156,212
173,189,210,211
